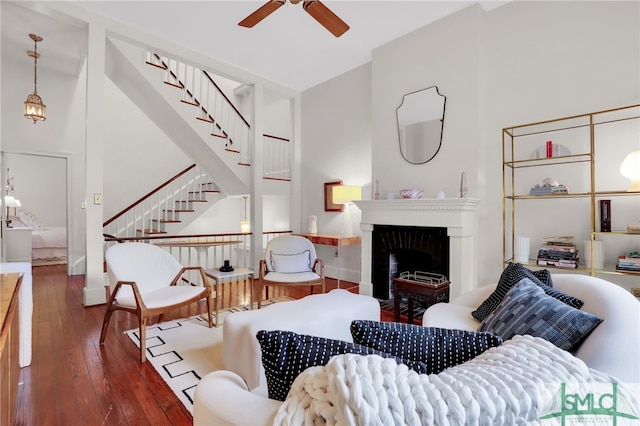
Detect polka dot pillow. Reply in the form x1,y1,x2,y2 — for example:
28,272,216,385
351,320,503,374
256,330,428,401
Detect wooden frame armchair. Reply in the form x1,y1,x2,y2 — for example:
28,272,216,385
99,242,213,362
256,235,325,308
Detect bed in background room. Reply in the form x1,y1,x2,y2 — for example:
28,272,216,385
12,209,67,266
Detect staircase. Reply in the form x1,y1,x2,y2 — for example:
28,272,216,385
144,52,252,167
103,164,221,238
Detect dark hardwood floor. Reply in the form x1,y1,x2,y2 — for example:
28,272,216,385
15,264,367,425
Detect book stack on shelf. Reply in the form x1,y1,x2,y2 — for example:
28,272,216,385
617,252,640,273
529,184,569,196
627,224,640,234
537,237,579,268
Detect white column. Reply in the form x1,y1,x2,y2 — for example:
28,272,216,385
83,22,107,306
359,223,374,296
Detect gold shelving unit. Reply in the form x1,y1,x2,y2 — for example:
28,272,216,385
502,104,640,277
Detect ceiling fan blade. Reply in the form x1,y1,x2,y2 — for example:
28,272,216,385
303,0,349,37
239,0,285,28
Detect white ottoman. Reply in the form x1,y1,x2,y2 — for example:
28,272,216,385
222,289,380,391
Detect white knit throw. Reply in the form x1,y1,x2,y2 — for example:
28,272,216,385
274,335,616,426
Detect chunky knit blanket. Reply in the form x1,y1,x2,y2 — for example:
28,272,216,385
274,335,616,426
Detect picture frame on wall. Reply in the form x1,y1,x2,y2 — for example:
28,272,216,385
324,180,344,212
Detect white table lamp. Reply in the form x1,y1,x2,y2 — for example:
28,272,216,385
332,185,362,237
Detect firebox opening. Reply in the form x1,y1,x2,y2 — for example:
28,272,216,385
373,225,449,300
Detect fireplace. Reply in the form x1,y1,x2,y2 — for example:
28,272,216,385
354,198,480,300
373,225,449,299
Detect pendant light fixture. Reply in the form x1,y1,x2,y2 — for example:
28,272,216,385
24,33,46,124
240,195,251,233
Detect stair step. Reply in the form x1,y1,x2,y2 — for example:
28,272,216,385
138,229,168,235
166,209,195,213
152,219,181,224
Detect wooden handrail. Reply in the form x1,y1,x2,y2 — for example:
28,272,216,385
103,164,196,227
103,230,292,243
202,70,250,128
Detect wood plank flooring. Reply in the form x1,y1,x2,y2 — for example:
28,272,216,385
14,264,365,425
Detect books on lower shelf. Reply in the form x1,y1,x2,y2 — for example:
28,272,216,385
617,254,640,273
537,239,579,268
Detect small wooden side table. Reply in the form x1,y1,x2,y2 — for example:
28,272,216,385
204,267,254,327
392,276,450,324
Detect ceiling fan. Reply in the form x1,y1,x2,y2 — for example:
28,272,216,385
239,0,350,38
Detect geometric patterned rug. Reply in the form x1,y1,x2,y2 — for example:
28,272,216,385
124,296,294,415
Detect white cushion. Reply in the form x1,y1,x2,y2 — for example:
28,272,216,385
115,285,206,309
270,250,311,273
263,271,319,283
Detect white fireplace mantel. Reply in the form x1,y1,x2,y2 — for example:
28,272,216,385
354,198,480,300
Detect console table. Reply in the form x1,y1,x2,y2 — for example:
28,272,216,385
294,233,361,287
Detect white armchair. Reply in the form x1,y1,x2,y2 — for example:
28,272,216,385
256,235,325,307
99,242,213,362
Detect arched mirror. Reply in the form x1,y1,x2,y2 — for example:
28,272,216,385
396,86,446,164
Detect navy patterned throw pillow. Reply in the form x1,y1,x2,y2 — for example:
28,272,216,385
256,330,428,401
478,278,603,352
471,262,583,321
350,320,503,374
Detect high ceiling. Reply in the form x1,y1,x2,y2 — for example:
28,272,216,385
3,1,508,91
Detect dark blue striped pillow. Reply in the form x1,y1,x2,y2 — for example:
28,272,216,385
478,278,602,352
471,263,582,321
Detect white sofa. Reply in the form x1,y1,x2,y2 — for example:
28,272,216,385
193,275,639,425
423,273,640,384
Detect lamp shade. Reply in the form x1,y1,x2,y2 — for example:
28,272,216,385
332,185,362,204
620,151,640,191
4,196,21,207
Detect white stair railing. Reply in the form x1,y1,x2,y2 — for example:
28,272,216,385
263,134,291,180
145,52,251,165
103,164,218,240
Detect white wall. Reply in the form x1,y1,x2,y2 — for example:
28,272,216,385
368,1,640,287
300,63,372,282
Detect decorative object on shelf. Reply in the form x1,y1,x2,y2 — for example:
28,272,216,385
584,240,604,270
599,200,611,232
529,178,569,195
24,34,46,124
219,259,234,272
627,223,640,234
529,143,571,159
400,189,424,199
459,171,467,198
514,236,530,264
435,190,445,199
332,185,362,237
324,180,343,212
374,179,380,200
396,86,446,164
620,150,640,191
240,195,250,233
308,215,318,234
